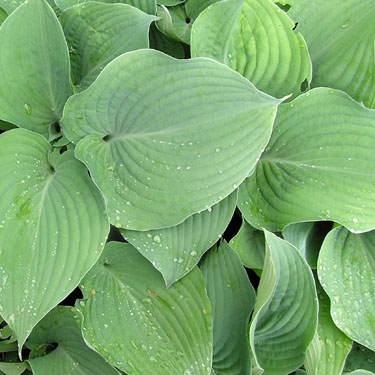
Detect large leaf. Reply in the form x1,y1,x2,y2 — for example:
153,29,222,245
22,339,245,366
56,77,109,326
0,129,109,352
60,2,157,91
77,242,212,375
61,49,281,230
249,231,318,374
238,87,375,234
318,227,375,351
304,282,352,375
55,0,156,15
228,218,265,270
200,241,255,375
287,0,375,108
282,222,329,269
121,191,237,287
0,0,72,138
191,0,312,99
27,306,119,375
344,343,375,374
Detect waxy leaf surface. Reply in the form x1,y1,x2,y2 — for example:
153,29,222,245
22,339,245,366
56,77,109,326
238,88,375,233
62,49,280,230
318,227,375,351
191,0,312,99
55,0,156,15
60,2,157,90
121,191,237,287
250,231,318,374
27,306,119,375
200,241,255,375
0,0,72,138
0,129,109,352
288,0,375,108
77,242,212,375
304,283,352,375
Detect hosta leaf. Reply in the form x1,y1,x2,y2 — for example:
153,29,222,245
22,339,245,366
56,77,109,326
60,2,157,91
149,23,185,59
200,241,255,375
121,191,237,287
185,0,220,21
345,372,375,375
0,0,22,13
0,0,72,138
229,218,265,270
191,0,312,99
0,362,26,375
27,306,119,375
250,231,318,374
0,129,109,352
77,242,212,375
238,87,375,234
282,222,329,269
318,227,375,351
55,0,156,15
61,49,280,230
287,0,375,108
304,282,352,375
156,4,191,44
344,343,375,374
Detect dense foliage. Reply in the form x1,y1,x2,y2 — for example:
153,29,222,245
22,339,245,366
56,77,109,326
0,0,374,374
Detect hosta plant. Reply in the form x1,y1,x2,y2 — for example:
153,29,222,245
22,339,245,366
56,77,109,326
0,0,374,374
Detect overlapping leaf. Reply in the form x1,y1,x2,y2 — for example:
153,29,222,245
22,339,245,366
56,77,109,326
55,0,156,15
121,191,237,287
191,0,312,99
250,231,318,374
318,227,375,351
287,0,375,108
0,0,72,138
344,343,375,374
200,241,255,375
60,2,157,90
77,242,212,375
229,218,265,270
0,129,109,352
27,306,119,375
282,222,328,268
61,48,281,230
304,283,352,375
238,87,375,233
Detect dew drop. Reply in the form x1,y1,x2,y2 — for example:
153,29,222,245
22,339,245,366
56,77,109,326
24,103,32,115
153,235,161,243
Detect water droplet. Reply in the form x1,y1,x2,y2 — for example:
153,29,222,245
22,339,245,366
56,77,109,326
153,235,161,243
24,103,31,115
215,147,222,153
190,251,197,256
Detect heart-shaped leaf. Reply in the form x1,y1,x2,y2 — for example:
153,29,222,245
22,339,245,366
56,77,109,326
191,0,312,99
238,87,375,234
0,129,109,352
200,241,255,375
0,0,72,138
121,191,237,287
318,227,375,351
61,48,281,230
60,2,157,91
287,0,375,108
27,306,119,375
250,231,318,374
77,241,212,375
